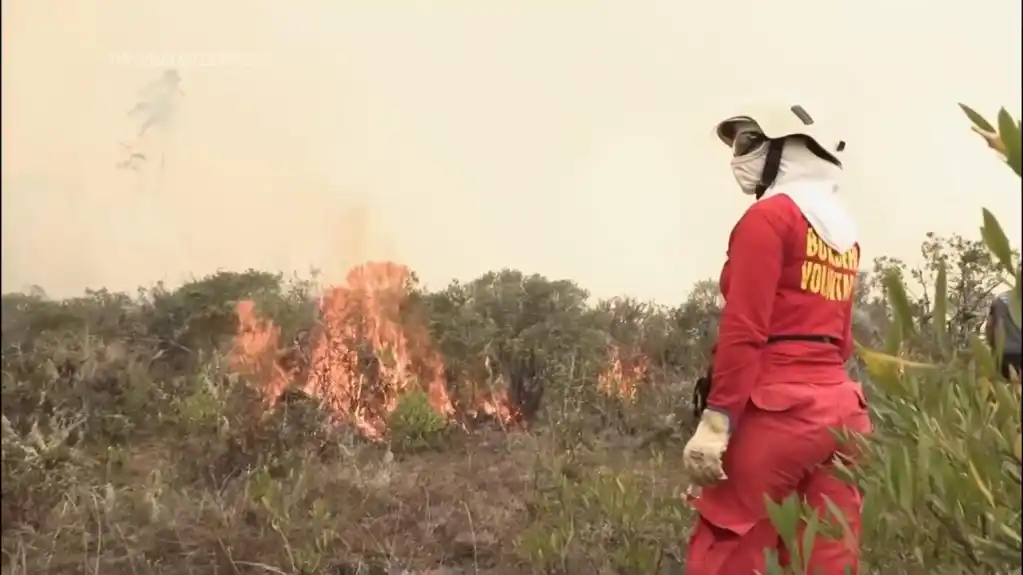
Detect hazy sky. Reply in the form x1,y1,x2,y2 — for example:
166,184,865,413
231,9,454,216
2,0,1021,303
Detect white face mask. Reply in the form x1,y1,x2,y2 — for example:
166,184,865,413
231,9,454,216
730,140,768,196
728,131,843,197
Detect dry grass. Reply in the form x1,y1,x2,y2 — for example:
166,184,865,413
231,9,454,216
1,332,696,575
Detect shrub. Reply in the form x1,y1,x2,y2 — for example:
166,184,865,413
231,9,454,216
388,389,449,452
516,438,692,573
765,105,1022,574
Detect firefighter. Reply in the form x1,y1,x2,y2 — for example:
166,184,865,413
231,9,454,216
683,102,871,574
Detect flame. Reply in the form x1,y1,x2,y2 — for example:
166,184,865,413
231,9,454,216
478,393,520,422
597,346,648,404
466,354,524,426
230,262,496,440
468,380,523,427
301,262,455,439
231,262,647,438
231,300,291,403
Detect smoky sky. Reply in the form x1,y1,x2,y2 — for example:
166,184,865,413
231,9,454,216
2,0,1020,302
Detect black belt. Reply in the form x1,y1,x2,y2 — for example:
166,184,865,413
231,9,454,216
692,333,840,419
766,334,839,346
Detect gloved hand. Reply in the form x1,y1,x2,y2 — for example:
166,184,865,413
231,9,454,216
682,408,731,486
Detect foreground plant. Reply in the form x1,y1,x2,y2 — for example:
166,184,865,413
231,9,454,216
765,105,1022,574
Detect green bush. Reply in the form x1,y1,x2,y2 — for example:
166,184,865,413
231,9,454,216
387,389,449,452
765,105,1022,574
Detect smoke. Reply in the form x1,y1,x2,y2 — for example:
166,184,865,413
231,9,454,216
4,1,1019,303
1,2,391,297
852,307,881,338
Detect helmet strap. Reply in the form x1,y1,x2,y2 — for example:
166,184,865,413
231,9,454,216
754,139,786,199
805,139,843,167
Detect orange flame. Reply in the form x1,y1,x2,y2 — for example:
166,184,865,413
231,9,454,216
231,262,458,440
231,300,291,402
467,380,523,428
477,393,520,422
597,346,647,404
231,262,643,438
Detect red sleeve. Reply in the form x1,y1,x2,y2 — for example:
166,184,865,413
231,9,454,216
707,204,785,428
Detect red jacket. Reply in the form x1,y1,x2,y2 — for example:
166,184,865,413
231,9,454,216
707,194,861,427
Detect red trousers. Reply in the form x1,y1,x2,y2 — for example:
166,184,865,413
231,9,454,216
686,380,871,575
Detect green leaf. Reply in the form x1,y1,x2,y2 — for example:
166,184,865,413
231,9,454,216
971,335,1000,379
765,495,800,545
959,103,996,133
884,318,904,356
997,108,1023,177
800,512,820,573
858,345,936,372
883,269,917,338
762,549,785,575
822,495,855,547
897,443,914,512
933,260,949,353
980,209,1016,274
916,430,933,488
967,458,996,508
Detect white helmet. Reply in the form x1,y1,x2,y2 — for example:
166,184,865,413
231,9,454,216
714,102,845,166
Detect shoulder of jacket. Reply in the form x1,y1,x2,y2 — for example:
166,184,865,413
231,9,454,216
737,195,797,232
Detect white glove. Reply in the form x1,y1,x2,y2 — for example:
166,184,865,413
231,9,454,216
682,409,731,486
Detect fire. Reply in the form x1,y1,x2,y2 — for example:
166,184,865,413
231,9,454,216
304,262,455,439
465,354,524,426
230,261,644,439
232,300,291,403
597,346,648,404
230,262,455,440
479,394,519,421
470,386,522,426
